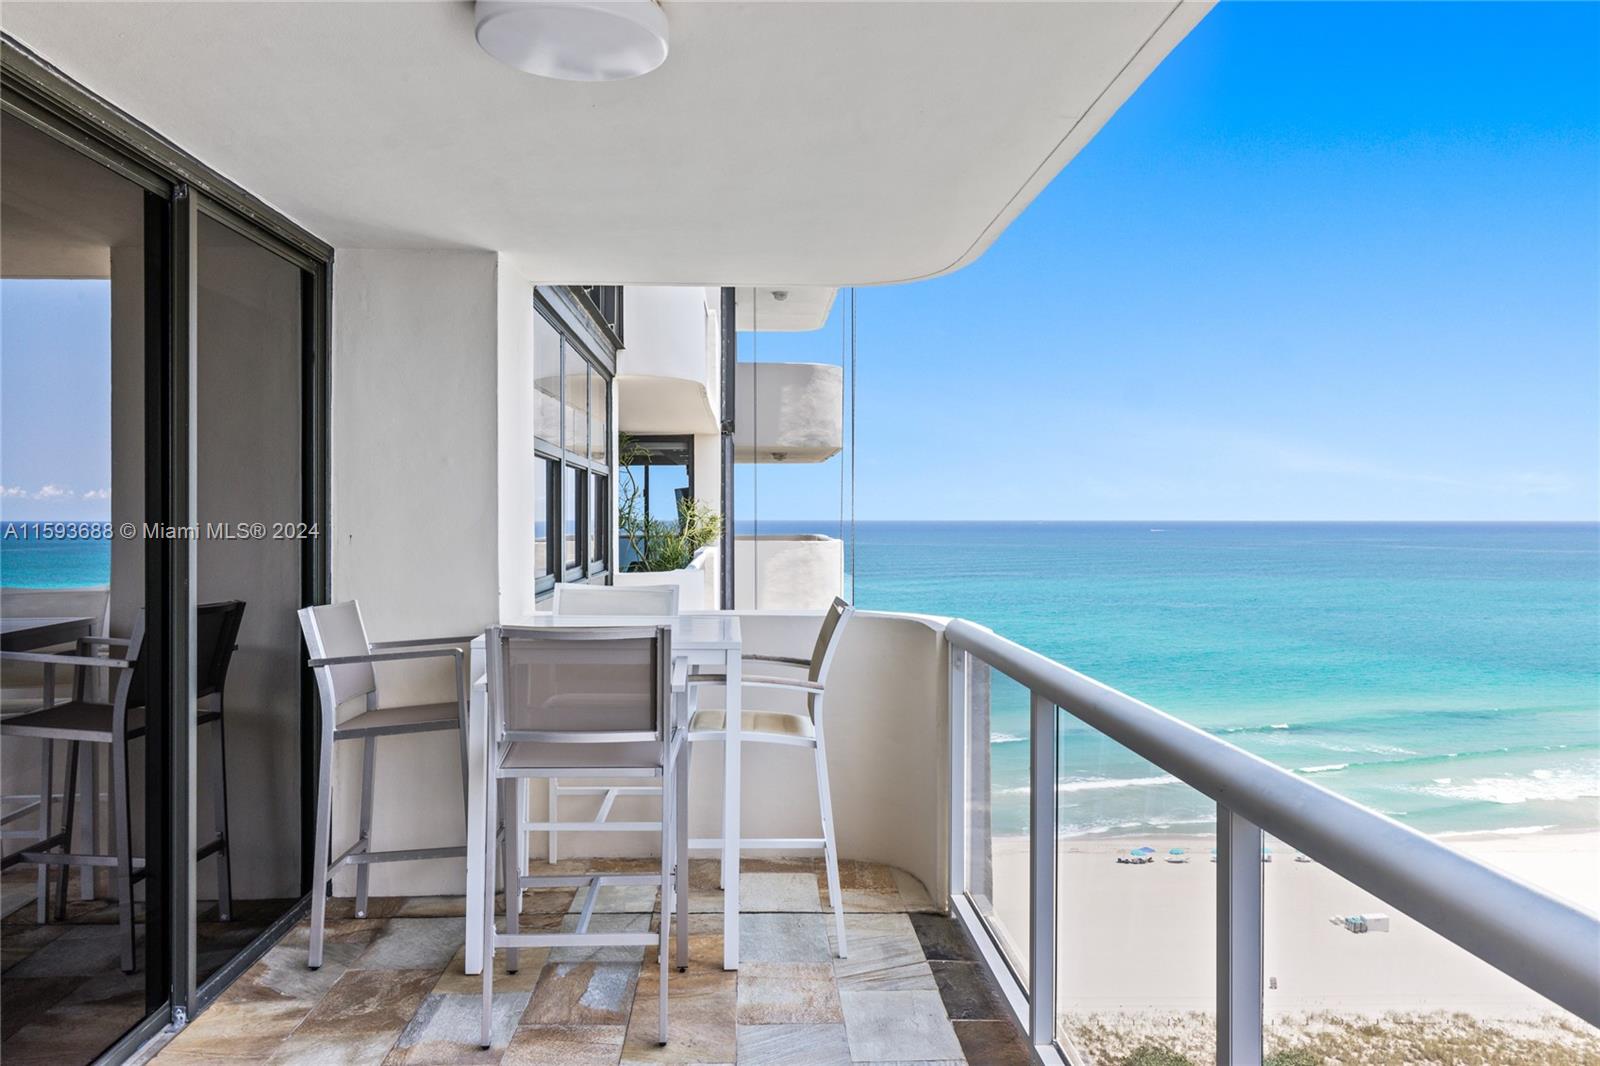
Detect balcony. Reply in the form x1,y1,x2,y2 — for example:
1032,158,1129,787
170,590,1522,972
616,286,723,436
735,534,844,611
7,602,1597,1065
734,363,843,464
154,609,1600,1063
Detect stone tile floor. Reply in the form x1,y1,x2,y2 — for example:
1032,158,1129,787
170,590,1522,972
144,857,1033,1065
0,867,290,1065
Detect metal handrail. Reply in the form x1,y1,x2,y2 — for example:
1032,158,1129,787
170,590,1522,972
944,617,1600,1028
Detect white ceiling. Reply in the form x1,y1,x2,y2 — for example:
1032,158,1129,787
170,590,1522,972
1,1,1208,287
1,112,145,278
736,286,836,333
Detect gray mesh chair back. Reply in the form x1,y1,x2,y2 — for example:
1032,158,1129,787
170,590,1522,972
490,625,670,751
544,585,681,861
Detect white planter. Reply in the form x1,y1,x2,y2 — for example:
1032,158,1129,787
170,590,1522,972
612,545,716,610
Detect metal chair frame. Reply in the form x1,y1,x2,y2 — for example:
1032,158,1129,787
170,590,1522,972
686,596,855,956
479,624,687,1049
298,600,474,969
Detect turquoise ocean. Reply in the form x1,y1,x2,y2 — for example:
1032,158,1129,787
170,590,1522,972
9,520,1599,839
759,521,1600,839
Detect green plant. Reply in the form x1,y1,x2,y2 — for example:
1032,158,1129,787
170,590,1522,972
617,435,722,572
1119,1047,1196,1066
1265,1050,1322,1066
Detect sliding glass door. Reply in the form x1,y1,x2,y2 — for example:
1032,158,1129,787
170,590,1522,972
0,104,169,1066
1,47,329,1062
191,210,313,989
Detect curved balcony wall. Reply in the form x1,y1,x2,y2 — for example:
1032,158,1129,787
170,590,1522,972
616,285,720,435
735,362,842,463
735,534,843,610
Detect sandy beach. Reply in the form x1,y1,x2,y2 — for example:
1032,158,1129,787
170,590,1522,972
985,829,1600,1062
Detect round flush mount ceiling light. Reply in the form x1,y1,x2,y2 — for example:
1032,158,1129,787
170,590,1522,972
475,0,669,82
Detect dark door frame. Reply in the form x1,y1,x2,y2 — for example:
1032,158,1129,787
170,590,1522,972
1,33,332,1058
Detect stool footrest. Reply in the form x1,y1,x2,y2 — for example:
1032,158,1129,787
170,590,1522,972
687,837,825,850
493,931,656,949
518,872,660,889
345,845,466,866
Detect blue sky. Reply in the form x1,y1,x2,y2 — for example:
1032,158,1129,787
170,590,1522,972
2,3,1596,525
1,280,112,521
738,0,1600,522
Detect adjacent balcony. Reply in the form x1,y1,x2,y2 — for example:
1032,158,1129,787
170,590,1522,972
734,363,842,464
735,534,844,611
616,286,722,436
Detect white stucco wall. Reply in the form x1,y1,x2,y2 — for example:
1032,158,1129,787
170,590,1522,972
735,534,844,611
735,361,842,463
330,247,499,894
618,286,721,409
495,255,540,622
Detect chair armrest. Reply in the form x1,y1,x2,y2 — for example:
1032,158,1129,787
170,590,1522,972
671,658,688,691
308,647,464,669
742,653,811,669
368,635,477,649
1,651,132,670
688,672,823,693
76,636,133,648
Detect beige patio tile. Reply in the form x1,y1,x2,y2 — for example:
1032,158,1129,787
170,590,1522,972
735,962,842,1025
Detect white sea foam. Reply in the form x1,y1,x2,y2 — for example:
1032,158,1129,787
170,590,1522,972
1432,777,1452,785
1296,763,1349,774
1056,774,1179,793
1413,766,1600,806
1270,723,1290,730
990,732,1024,745
1000,774,1180,797
1436,824,1559,839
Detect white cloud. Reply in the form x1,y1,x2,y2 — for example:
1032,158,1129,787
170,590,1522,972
0,485,28,499
33,484,73,500
80,488,111,500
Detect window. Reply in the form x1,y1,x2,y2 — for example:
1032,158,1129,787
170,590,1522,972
534,294,613,595
535,456,555,580
619,436,694,571
590,472,608,565
576,285,623,344
563,465,581,573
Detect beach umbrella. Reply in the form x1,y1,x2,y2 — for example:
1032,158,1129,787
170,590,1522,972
1131,846,1155,855
1168,847,1186,855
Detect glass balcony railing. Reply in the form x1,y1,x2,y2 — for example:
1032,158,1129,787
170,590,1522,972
943,618,1600,1066
1054,712,1218,1064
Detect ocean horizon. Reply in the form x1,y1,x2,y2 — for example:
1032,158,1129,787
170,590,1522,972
749,520,1600,841
7,519,1598,840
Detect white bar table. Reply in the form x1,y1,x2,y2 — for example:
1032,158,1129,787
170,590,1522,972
465,612,743,973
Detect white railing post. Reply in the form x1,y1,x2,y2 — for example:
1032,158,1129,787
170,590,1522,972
948,647,968,898
1217,804,1264,1066
1028,691,1057,1049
